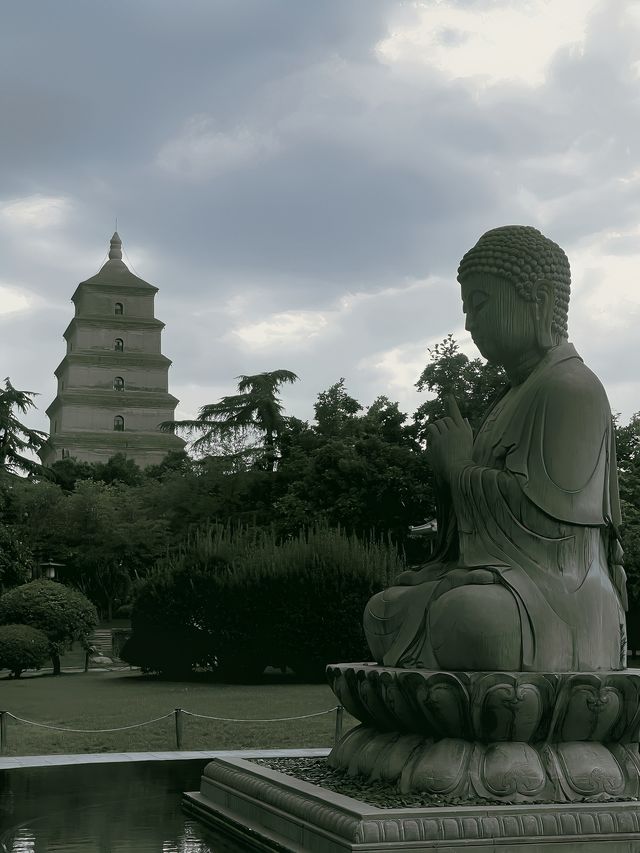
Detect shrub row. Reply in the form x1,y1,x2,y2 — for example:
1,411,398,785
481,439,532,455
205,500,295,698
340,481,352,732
122,523,403,681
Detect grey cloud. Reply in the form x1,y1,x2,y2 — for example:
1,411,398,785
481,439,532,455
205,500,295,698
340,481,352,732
1,0,640,439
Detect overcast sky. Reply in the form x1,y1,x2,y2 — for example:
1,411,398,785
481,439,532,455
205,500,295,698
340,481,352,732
2,0,640,441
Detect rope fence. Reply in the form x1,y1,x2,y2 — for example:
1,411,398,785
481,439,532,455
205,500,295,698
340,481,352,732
0,705,344,754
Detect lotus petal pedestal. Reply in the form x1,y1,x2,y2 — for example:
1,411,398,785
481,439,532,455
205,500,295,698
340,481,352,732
327,664,640,803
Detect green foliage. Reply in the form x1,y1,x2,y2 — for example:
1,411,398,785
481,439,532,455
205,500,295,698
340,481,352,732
617,413,640,506
615,414,640,649
414,335,506,437
0,623,49,677
46,456,96,491
47,453,143,490
60,480,170,619
0,378,48,475
123,523,403,680
0,580,98,672
2,476,67,561
314,379,362,436
0,522,33,592
90,453,143,486
143,450,194,481
10,476,170,620
273,386,434,551
250,524,402,679
160,370,299,470
121,567,218,676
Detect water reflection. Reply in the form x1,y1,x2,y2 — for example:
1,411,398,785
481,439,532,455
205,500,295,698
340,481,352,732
1,792,242,853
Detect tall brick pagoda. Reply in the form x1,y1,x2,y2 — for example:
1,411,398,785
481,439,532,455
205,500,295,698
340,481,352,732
41,232,185,468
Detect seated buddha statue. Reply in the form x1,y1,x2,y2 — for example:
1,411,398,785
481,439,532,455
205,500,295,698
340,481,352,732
364,225,627,672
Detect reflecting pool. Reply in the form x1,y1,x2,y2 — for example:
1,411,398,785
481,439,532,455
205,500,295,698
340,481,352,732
0,758,252,853
1,789,243,852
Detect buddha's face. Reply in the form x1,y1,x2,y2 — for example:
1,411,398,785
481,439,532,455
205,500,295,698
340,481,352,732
460,273,538,366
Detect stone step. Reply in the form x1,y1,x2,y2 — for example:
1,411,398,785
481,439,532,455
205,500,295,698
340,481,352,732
89,629,113,655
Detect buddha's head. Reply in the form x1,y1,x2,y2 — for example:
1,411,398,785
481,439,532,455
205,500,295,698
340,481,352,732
457,226,570,367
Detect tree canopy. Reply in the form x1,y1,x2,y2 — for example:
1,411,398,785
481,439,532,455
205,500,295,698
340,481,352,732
160,369,299,471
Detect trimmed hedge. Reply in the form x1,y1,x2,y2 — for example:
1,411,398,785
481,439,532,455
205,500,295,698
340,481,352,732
122,523,403,680
0,623,49,677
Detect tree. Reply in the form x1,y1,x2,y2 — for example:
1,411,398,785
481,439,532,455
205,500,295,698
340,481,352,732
143,449,193,481
0,523,33,592
3,477,69,572
46,456,95,491
414,335,506,440
0,378,48,475
616,412,640,652
91,453,143,487
160,370,299,471
0,580,97,674
617,413,640,508
47,452,143,490
272,384,434,548
314,379,362,436
61,480,170,620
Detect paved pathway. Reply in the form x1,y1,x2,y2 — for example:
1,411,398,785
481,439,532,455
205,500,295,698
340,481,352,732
0,747,330,770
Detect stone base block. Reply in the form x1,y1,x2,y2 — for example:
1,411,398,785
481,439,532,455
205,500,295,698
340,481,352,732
183,756,640,852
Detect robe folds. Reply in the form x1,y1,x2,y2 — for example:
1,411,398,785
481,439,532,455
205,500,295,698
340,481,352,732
364,342,627,672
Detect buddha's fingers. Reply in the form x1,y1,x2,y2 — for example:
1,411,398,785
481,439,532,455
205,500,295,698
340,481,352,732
446,394,465,427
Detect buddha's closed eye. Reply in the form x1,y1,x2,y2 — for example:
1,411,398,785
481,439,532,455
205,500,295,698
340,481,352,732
464,290,489,314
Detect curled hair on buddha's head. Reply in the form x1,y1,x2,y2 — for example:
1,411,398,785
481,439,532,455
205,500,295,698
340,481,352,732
457,225,571,341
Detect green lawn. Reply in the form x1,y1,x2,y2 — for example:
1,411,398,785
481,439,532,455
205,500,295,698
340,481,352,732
0,669,353,756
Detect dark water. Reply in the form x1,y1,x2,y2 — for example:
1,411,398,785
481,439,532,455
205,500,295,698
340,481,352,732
1,789,245,853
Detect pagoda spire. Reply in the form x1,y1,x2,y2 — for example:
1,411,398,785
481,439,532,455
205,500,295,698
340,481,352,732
109,231,122,260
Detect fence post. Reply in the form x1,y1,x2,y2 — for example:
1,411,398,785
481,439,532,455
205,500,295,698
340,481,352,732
174,708,184,750
0,711,8,755
334,705,344,748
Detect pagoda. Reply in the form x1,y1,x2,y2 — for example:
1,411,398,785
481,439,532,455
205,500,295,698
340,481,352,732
41,232,185,468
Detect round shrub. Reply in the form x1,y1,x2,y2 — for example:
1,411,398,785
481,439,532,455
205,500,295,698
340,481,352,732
0,624,49,677
0,580,98,674
121,564,224,676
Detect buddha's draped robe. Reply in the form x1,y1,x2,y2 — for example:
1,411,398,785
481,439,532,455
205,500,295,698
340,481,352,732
364,342,627,671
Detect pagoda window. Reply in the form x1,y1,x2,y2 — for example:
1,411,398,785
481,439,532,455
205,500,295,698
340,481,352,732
114,376,125,391
114,416,125,432
114,302,124,315
114,338,124,352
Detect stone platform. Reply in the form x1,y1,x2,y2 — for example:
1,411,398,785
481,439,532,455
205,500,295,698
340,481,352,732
184,666,640,849
183,756,640,851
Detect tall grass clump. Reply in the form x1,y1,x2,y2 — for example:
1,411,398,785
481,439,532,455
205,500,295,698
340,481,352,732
122,522,404,681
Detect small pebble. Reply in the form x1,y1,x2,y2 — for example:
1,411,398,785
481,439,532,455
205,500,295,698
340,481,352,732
253,759,640,809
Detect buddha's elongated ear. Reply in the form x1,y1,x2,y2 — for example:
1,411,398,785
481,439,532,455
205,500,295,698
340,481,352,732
531,278,555,350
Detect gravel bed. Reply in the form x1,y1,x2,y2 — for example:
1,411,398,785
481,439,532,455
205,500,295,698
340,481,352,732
254,757,494,808
253,758,640,809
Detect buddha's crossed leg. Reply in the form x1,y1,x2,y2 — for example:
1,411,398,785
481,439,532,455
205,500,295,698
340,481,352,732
365,567,522,671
